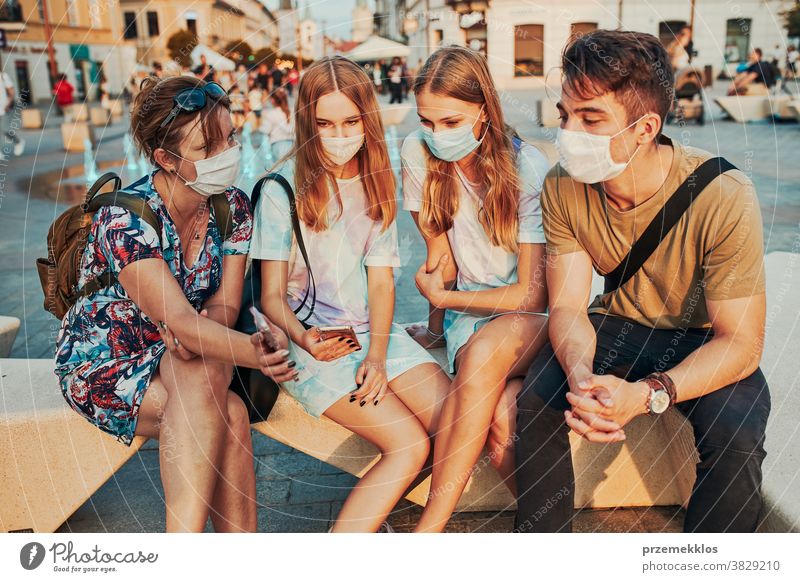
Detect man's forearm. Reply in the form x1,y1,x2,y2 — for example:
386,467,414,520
549,306,597,387
662,334,762,402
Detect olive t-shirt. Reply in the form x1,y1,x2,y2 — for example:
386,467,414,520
541,135,765,329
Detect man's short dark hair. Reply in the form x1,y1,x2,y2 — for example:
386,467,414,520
561,29,674,130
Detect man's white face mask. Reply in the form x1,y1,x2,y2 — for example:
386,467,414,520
555,114,647,184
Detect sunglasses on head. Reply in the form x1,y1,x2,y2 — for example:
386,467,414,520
159,82,228,129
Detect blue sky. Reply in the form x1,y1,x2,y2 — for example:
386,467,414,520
263,0,367,40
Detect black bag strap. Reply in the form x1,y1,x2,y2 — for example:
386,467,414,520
603,156,736,294
251,172,316,323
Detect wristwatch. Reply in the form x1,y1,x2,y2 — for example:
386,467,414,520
642,377,671,416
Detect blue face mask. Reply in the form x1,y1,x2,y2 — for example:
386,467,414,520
421,105,487,162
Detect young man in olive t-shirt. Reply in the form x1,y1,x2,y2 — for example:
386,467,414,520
515,30,770,533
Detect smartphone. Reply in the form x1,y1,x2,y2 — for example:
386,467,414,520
249,306,279,353
317,325,361,350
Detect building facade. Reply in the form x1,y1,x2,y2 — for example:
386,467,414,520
0,0,134,104
400,0,796,88
120,0,278,67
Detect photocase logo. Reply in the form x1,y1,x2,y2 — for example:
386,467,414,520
20,542,46,570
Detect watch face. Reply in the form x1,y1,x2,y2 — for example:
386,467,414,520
651,390,670,414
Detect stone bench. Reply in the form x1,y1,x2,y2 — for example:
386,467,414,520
253,352,698,513
713,94,798,123
0,359,148,532
2,254,796,532
758,251,800,532
89,107,112,126
60,121,95,152
254,271,698,512
21,108,43,129
0,315,20,358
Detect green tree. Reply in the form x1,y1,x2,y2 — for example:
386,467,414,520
784,1,800,37
167,29,198,68
223,39,254,64
253,47,277,68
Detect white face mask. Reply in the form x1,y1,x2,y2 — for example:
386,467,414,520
321,133,365,167
169,144,242,197
555,114,646,184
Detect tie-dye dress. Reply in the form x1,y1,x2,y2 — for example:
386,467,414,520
55,171,252,446
249,158,438,418
401,130,550,373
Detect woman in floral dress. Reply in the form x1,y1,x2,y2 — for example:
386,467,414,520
55,76,294,532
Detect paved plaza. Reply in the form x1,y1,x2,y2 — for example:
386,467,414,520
1,86,797,532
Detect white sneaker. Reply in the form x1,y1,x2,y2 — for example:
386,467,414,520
14,137,25,156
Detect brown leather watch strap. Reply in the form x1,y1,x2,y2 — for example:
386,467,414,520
647,372,677,405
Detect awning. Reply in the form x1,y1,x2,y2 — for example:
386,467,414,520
190,44,236,71
342,35,410,62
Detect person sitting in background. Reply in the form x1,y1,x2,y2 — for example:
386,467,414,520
728,48,776,95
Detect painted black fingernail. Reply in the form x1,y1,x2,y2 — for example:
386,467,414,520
288,361,296,368
373,399,379,406
338,337,345,342
349,395,356,403
360,400,366,407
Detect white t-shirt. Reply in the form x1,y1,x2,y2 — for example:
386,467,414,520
248,89,263,111
401,130,548,292
0,72,14,115
261,107,294,143
250,159,401,333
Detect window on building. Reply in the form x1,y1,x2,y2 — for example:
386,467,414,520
569,22,597,43
725,17,752,62
0,0,24,23
514,24,544,77
123,12,138,40
185,10,198,37
147,11,159,37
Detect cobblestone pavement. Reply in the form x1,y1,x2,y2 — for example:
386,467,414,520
3,85,796,532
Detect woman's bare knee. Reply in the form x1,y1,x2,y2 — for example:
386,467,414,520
225,394,252,444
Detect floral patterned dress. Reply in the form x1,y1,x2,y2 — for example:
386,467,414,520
55,171,252,446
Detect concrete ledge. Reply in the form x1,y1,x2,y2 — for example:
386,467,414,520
60,122,95,152
254,360,698,512
21,109,43,129
0,316,20,358
714,95,788,123
759,252,800,532
89,107,112,126
0,359,147,533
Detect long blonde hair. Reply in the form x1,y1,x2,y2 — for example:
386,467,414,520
413,46,521,252
289,56,395,232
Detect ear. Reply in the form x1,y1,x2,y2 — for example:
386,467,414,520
152,147,175,172
637,113,662,146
